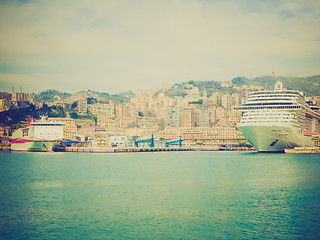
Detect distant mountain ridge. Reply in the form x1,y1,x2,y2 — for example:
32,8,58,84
34,89,134,103
33,75,320,103
32,90,71,103
161,75,320,97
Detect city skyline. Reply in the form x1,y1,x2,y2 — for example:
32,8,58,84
0,0,320,93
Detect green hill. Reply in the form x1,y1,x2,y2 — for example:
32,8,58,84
247,75,320,96
35,89,135,103
33,90,72,102
159,75,320,98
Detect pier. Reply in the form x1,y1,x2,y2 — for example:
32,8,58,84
65,147,194,153
285,147,320,154
64,146,254,153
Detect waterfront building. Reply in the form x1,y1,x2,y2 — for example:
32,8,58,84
157,128,182,140
93,127,109,147
78,125,96,136
109,135,132,148
181,128,204,140
0,126,10,138
126,126,145,137
157,127,245,143
106,128,126,136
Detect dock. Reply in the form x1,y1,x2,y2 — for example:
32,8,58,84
64,146,255,153
285,147,320,154
65,147,194,153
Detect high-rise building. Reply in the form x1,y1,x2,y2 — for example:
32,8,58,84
197,108,211,127
180,108,195,128
221,94,233,109
164,107,181,128
232,93,241,106
210,92,221,106
77,98,87,113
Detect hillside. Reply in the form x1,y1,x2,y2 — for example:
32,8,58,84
158,75,320,98
246,75,320,96
65,89,134,103
33,90,72,103
35,89,135,104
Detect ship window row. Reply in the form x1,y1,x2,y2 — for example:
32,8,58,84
245,112,290,115
244,115,291,118
242,117,290,120
33,124,63,126
250,94,299,97
244,102,294,106
241,120,290,123
237,105,301,110
39,133,60,135
250,92,301,97
247,98,294,102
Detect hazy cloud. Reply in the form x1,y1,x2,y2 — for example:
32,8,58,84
0,0,319,93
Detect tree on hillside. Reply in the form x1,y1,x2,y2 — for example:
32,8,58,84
232,77,247,85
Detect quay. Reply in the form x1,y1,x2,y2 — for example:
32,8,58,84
65,147,194,153
285,147,320,154
64,146,255,153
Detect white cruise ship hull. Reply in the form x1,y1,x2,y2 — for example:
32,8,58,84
238,125,313,152
11,139,61,152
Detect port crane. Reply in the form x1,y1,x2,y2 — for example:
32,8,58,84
134,134,155,147
165,137,183,148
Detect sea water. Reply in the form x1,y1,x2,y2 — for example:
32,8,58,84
0,151,320,239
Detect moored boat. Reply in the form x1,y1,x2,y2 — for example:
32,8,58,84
235,82,320,152
11,116,65,152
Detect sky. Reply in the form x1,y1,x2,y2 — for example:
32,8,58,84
0,0,320,94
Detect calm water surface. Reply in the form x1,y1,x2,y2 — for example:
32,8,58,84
0,151,320,239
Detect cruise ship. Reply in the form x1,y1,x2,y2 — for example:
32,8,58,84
235,81,320,152
11,116,65,152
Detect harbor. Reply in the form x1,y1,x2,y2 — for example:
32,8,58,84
64,146,254,153
65,147,194,153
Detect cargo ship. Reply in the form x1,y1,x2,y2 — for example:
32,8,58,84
11,116,65,152
235,81,320,152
